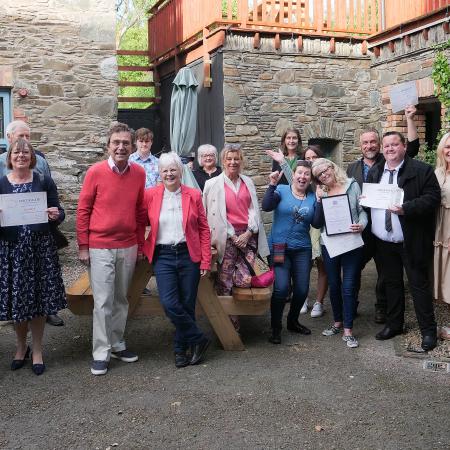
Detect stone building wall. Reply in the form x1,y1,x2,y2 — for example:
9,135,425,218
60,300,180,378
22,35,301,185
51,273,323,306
0,0,117,231
371,22,449,143
222,34,383,208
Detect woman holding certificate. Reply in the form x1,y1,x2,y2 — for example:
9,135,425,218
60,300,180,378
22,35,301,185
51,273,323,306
262,160,320,344
312,158,367,348
0,138,66,375
434,132,450,306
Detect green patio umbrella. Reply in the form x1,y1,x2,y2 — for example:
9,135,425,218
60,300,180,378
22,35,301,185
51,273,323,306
170,67,200,189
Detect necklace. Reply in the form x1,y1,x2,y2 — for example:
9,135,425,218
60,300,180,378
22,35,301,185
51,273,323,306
291,189,306,200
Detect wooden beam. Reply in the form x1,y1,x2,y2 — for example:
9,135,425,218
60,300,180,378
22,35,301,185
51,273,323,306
404,35,412,46
362,39,368,55
330,37,336,53
388,41,395,52
118,97,156,103
298,34,303,51
118,65,153,71
422,28,429,40
116,50,150,56
444,21,450,34
253,32,261,49
118,81,155,87
274,33,281,50
373,46,381,57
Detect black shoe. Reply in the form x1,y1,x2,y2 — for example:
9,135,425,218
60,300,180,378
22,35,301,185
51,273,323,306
46,314,64,326
175,352,190,368
268,330,281,344
190,338,210,365
374,309,387,324
11,346,31,371
375,326,403,340
32,363,46,376
421,334,437,352
287,320,311,335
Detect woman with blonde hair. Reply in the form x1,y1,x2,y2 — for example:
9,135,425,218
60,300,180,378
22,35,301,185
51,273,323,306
203,144,270,331
312,158,367,348
433,131,450,305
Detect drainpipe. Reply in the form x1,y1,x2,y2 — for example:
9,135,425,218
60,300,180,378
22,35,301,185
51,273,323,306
380,0,386,31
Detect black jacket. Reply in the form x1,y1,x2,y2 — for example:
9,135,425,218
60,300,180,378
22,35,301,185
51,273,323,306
0,172,64,242
347,138,420,188
366,155,440,268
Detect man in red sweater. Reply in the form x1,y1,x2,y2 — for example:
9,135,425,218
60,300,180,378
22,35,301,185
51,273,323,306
76,123,147,376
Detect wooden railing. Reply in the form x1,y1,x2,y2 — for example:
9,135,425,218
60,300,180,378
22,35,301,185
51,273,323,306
384,0,450,29
148,0,450,61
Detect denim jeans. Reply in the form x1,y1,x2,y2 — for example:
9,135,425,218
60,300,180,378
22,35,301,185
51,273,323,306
153,245,205,353
271,248,312,330
321,245,363,329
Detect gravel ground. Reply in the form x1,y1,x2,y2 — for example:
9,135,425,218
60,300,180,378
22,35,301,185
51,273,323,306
1,255,449,450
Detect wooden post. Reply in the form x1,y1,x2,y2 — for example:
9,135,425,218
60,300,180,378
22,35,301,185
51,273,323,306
330,37,336,53
239,0,248,27
315,0,323,33
203,27,212,88
298,34,303,52
196,277,245,351
254,32,261,49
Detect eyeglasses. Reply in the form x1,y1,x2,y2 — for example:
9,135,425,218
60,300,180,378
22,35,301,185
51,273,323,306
111,140,132,147
201,153,216,158
11,150,31,155
316,166,332,178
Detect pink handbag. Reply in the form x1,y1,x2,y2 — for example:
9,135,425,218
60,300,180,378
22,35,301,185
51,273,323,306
233,246,274,288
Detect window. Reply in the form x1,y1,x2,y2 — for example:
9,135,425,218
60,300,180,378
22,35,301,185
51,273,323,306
0,90,12,153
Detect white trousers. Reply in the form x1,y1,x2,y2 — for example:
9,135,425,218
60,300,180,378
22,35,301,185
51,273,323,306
89,245,137,361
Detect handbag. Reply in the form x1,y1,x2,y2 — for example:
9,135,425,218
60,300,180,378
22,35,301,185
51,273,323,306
233,245,274,288
50,223,69,250
272,243,286,264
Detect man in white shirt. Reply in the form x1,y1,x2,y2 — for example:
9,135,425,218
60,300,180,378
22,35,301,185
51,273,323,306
366,131,441,351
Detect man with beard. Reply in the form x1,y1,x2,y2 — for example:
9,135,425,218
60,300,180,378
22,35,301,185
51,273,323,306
347,106,419,324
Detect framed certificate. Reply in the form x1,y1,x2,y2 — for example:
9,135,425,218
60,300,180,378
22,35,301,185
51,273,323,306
0,192,48,227
322,194,353,236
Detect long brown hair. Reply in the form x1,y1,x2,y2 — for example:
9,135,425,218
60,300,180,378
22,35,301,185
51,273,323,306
280,128,302,157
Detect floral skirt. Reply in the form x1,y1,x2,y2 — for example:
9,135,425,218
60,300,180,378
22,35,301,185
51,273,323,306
0,229,67,323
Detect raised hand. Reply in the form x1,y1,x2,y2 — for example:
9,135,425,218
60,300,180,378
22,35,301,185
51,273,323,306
265,148,285,164
405,104,416,120
268,170,283,186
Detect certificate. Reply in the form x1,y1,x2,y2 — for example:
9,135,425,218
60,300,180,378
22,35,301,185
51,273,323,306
360,183,404,210
322,194,353,236
389,81,418,113
321,231,364,258
0,192,48,227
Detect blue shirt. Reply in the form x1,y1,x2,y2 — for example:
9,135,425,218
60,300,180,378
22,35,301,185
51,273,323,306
129,151,160,188
269,185,316,249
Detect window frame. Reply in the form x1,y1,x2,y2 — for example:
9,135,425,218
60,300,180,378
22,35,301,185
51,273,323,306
0,89,12,151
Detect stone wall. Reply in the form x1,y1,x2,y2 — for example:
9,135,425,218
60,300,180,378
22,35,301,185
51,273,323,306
0,0,117,232
222,34,383,208
371,22,449,143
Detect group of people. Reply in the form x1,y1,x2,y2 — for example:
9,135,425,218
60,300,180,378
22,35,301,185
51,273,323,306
0,107,449,376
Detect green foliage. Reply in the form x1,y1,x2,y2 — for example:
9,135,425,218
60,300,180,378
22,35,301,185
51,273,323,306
418,143,437,166
432,39,450,126
117,0,157,109
418,39,450,165
221,0,238,19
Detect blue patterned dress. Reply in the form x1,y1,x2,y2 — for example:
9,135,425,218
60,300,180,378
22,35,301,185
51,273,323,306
0,182,67,322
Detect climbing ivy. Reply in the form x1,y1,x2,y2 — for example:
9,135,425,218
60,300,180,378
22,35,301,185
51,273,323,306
418,39,450,166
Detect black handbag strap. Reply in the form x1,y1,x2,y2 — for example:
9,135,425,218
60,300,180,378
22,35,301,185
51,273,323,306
236,247,257,277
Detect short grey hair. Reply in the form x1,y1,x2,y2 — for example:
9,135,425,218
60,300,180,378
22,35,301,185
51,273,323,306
197,144,218,166
6,120,30,137
158,151,184,175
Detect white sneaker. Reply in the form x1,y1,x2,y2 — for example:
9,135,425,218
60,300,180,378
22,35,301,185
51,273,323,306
311,302,324,318
300,298,309,314
342,335,359,348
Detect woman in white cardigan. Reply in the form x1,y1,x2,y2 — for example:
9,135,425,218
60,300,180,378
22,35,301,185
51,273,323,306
203,144,270,329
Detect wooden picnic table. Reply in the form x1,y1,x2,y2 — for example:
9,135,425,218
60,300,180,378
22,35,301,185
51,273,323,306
66,255,271,351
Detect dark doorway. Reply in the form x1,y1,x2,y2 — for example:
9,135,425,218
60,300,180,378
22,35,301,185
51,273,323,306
307,138,340,159
118,105,162,155
420,99,442,150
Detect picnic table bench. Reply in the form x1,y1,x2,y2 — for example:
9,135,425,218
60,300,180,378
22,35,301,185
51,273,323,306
66,258,271,351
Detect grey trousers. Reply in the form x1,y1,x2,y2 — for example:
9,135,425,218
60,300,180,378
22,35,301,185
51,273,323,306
89,245,137,361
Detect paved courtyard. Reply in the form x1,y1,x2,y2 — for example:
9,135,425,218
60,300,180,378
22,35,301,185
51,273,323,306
1,261,449,450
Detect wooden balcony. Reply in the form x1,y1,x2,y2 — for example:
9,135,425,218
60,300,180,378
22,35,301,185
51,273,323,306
148,0,450,64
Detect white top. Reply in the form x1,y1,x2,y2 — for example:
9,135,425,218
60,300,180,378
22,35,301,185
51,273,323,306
156,187,186,245
371,161,404,243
